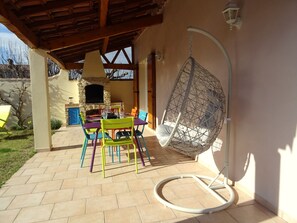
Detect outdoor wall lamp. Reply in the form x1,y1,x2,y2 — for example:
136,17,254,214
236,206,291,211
222,0,242,30
155,51,163,62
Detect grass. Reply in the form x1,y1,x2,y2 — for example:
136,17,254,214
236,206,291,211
0,130,36,187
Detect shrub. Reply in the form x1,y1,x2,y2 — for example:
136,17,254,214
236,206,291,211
51,118,62,130
10,124,25,131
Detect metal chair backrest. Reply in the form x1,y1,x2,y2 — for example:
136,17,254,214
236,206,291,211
131,107,138,117
78,113,91,139
137,110,148,133
101,117,134,141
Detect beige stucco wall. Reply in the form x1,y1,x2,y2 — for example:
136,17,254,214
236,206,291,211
48,69,79,123
0,79,32,128
135,0,297,222
110,80,134,112
1,70,134,126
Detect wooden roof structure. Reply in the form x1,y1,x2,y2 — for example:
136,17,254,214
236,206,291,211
0,0,166,69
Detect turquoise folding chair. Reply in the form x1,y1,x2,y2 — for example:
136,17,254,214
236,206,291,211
79,114,107,168
116,110,150,161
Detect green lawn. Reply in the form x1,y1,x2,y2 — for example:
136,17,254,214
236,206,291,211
0,130,36,187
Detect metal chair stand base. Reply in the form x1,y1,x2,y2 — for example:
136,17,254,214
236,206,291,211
154,174,235,214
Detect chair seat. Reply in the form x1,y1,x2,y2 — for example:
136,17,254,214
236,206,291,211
87,132,106,140
156,124,174,146
87,128,97,133
104,138,133,146
116,129,142,138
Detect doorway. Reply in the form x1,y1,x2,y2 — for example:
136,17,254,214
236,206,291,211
137,52,157,129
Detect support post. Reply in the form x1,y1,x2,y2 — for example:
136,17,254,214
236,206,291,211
29,49,52,152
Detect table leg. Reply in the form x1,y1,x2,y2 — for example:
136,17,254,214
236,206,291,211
90,129,99,172
134,129,145,166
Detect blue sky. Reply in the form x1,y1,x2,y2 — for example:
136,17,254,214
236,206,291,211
0,24,11,33
0,23,28,64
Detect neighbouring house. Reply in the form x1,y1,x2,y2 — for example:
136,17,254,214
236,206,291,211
0,0,297,222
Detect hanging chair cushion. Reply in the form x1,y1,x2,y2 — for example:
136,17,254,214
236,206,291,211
156,124,174,147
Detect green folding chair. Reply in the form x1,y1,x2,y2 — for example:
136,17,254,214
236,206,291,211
100,117,138,177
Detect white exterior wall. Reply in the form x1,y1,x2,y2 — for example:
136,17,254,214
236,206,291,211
135,0,297,222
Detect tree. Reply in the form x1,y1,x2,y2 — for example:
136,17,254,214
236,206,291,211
0,38,60,78
0,81,32,129
0,39,29,78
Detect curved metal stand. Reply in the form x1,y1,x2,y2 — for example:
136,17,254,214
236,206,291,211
154,174,235,214
154,26,234,214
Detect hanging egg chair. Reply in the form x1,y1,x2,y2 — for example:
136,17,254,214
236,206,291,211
156,56,226,158
154,27,234,214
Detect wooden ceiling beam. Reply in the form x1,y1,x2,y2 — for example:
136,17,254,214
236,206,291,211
65,62,137,70
0,1,38,48
99,0,109,54
29,11,97,30
18,0,88,17
102,37,109,54
47,52,66,69
42,14,163,51
99,0,109,27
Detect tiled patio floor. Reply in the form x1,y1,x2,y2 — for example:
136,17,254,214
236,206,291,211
0,126,287,223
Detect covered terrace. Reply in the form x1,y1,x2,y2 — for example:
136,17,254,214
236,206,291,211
0,0,297,222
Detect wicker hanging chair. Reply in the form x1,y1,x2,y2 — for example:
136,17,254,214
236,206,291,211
156,56,226,157
154,27,235,215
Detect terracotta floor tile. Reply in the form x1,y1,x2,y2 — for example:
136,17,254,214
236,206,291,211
105,207,142,223
68,212,104,223
20,162,42,169
8,192,44,209
14,204,53,223
167,182,207,198
73,185,102,200
156,166,181,176
53,170,78,180
4,175,30,186
101,182,129,195
51,200,85,219
38,218,68,223
27,173,54,184
10,169,24,177
54,154,73,161
0,196,14,210
86,195,118,213
39,160,62,168
112,171,138,183
33,180,63,193
0,209,20,223
0,187,8,197
137,203,176,223
117,191,150,208
87,174,113,185
2,184,36,196
143,189,159,204
45,165,69,174
61,177,88,189
161,217,200,223
21,167,47,176
227,204,288,223
42,189,73,204
127,178,155,191
195,211,238,223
